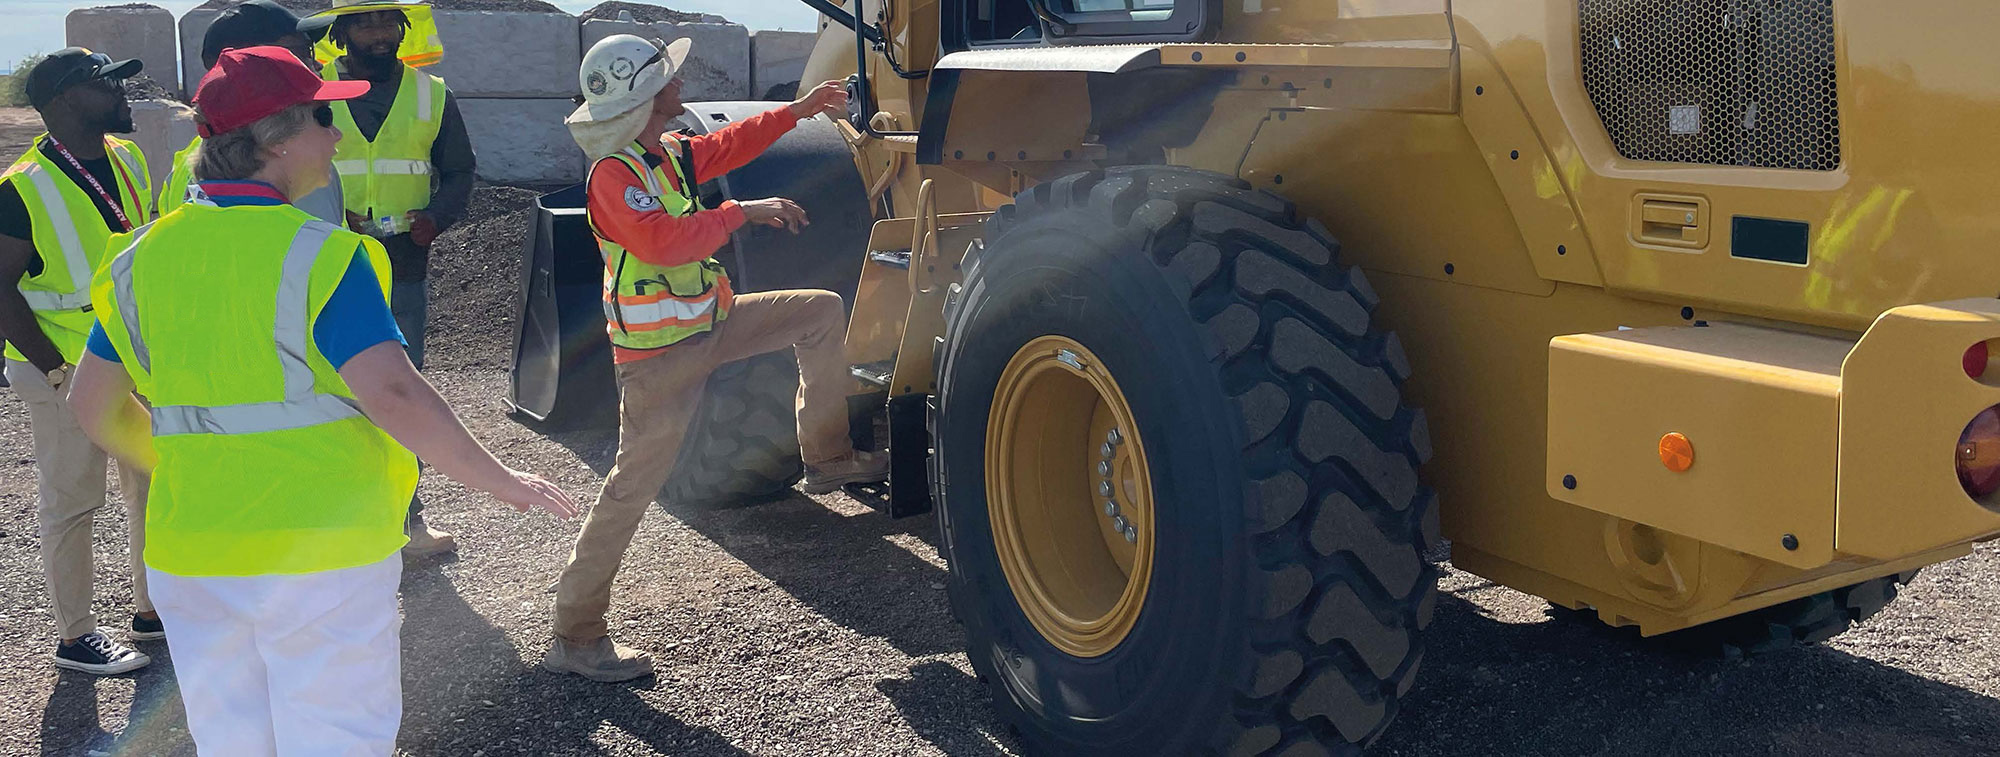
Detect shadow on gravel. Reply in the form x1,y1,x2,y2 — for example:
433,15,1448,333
1374,584,2000,756
877,661,1016,757
37,672,105,756
397,565,749,756
670,493,958,658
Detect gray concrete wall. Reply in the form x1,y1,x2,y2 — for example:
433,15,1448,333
177,8,222,95
460,98,583,185
750,30,815,101
128,99,197,190
67,6,182,98
430,11,581,98
581,20,750,101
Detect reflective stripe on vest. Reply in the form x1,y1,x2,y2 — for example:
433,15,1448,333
590,140,732,351
19,165,89,302
159,137,199,215
332,159,433,176
325,62,447,225
106,221,366,437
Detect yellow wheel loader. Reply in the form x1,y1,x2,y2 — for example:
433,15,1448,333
514,1,2000,753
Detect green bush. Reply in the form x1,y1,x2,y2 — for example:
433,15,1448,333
1,54,46,108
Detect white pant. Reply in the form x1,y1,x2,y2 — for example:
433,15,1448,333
148,555,403,756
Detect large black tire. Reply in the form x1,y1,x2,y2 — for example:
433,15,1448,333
658,351,804,508
933,166,1438,755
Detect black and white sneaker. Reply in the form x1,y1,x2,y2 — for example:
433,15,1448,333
130,614,165,642
54,629,151,675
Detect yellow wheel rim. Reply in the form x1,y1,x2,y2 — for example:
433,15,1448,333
987,336,1155,658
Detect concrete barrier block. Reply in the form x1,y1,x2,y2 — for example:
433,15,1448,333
750,30,815,101
431,11,581,98
127,99,197,189
178,8,223,95
67,6,182,97
459,98,584,185
581,20,750,100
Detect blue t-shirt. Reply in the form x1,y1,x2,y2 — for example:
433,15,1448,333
85,181,405,371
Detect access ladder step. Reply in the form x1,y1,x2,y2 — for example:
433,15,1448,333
868,249,912,269
850,360,895,388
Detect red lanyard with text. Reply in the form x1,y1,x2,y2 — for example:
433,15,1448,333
45,137,133,232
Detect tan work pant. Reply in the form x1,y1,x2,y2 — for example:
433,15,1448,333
6,358,151,640
554,290,854,641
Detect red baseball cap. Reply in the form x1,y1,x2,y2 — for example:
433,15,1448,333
193,46,369,138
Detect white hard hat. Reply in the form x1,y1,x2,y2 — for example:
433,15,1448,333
566,34,689,125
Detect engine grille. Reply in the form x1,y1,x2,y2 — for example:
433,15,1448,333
1579,0,1841,171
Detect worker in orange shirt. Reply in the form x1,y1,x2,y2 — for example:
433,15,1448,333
545,35,887,681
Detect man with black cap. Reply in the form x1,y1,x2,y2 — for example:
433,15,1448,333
0,48,159,675
303,0,476,557
158,0,347,224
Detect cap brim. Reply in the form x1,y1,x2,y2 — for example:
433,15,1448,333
314,79,371,101
96,58,142,81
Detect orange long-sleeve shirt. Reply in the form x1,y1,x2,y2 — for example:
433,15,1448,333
588,106,803,363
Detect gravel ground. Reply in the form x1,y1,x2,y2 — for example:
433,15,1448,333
0,111,1996,756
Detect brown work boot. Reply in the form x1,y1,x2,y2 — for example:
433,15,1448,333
801,450,891,494
542,636,655,682
402,511,458,558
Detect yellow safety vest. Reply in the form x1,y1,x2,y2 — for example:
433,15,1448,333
91,203,418,577
158,136,198,215
1,134,152,363
592,138,732,352
324,60,447,234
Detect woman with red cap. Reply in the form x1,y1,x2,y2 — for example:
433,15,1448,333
64,46,577,754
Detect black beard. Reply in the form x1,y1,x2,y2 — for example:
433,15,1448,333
354,46,400,67
107,115,135,135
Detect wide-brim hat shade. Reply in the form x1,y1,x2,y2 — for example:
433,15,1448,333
565,36,689,126
300,1,445,68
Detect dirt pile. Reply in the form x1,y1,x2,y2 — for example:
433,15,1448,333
577,1,727,24
120,74,177,103
428,0,565,12
425,184,542,369
195,0,331,12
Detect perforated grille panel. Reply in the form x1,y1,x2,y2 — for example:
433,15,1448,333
1579,0,1840,171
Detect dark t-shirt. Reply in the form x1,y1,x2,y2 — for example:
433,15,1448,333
0,141,135,277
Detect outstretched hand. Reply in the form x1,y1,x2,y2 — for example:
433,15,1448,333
490,468,579,519
788,80,850,120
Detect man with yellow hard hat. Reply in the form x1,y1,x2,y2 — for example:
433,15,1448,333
301,0,474,557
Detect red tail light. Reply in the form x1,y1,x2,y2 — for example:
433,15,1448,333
1966,341,1990,380
1958,405,2000,500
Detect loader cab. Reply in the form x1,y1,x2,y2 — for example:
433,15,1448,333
945,0,1218,49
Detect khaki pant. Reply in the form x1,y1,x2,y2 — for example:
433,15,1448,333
554,290,853,641
5,358,151,640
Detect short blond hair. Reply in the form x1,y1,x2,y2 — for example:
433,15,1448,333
190,103,316,182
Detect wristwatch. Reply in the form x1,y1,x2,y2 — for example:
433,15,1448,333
44,363,71,389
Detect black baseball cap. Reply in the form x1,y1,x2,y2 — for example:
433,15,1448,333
202,0,313,66
26,48,142,111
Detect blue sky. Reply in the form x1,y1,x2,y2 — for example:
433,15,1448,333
4,0,820,72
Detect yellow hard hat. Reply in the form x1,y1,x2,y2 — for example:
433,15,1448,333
300,0,445,68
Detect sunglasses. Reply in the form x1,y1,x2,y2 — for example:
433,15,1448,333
313,104,334,128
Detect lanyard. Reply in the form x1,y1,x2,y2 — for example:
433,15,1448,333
44,136,132,232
